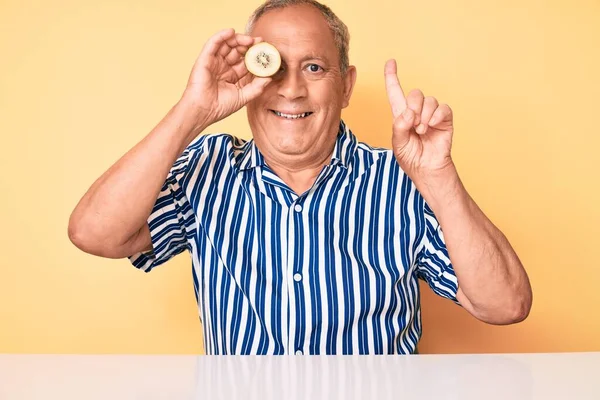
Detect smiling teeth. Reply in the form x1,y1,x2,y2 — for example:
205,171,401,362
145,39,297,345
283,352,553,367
275,111,310,119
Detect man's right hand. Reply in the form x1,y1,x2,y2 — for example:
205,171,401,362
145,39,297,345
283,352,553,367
181,28,272,132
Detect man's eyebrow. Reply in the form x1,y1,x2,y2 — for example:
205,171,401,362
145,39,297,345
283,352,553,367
299,54,329,63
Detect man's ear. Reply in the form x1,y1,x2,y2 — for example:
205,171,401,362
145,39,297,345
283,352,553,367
341,65,357,109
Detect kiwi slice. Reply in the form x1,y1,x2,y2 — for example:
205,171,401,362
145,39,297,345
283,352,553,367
244,42,281,77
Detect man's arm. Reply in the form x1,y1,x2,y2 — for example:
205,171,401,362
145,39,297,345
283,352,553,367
68,29,272,259
419,165,532,324
68,98,207,259
383,59,532,324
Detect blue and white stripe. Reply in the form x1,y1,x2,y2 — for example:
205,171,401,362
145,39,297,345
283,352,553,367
129,121,459,355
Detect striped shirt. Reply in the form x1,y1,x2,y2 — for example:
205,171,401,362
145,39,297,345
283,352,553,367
128,121,459,355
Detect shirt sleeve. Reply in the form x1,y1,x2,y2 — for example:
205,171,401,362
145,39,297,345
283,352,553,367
415,201,460,303
127,147,198,272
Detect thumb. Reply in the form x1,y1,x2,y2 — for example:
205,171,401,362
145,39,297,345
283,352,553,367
240,77,272,103
392,108,415,146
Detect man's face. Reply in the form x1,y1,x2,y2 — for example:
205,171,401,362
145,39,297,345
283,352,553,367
246,4,356,162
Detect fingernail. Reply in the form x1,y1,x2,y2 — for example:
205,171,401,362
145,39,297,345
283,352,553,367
417,124,426,134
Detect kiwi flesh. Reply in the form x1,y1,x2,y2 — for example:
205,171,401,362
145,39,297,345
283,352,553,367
244,42,281,77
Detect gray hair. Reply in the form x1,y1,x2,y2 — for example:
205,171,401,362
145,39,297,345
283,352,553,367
245,0,350,74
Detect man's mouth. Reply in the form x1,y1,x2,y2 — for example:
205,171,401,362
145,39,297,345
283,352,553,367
270,110,314,120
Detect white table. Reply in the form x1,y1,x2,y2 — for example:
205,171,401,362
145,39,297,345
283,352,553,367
1,352,598,399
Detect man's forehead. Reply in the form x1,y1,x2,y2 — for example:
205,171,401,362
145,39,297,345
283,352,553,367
250,6,336,59
266,36,330,59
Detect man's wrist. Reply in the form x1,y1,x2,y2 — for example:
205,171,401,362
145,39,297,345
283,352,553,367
414,163,466,215
172,97,212,150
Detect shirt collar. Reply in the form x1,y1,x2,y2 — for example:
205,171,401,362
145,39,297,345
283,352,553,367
236,138,266,171
236,120,357,172
329,120,357,168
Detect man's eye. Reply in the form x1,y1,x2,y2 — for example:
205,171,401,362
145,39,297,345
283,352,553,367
307,64,322,73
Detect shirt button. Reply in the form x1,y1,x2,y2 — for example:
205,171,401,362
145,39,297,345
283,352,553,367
294,204,303,212
293,273,302,282
295,349,303,355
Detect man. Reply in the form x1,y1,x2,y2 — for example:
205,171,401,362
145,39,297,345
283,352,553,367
68,0,532,355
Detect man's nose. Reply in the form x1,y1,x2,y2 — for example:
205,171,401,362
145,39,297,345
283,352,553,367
276,69,308,100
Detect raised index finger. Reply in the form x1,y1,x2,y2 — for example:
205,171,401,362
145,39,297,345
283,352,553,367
384,59,407,119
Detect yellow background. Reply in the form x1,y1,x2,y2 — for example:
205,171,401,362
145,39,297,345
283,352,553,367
1,0,599,354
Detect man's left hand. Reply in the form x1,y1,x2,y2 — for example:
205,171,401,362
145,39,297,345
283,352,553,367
384,59,455,182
